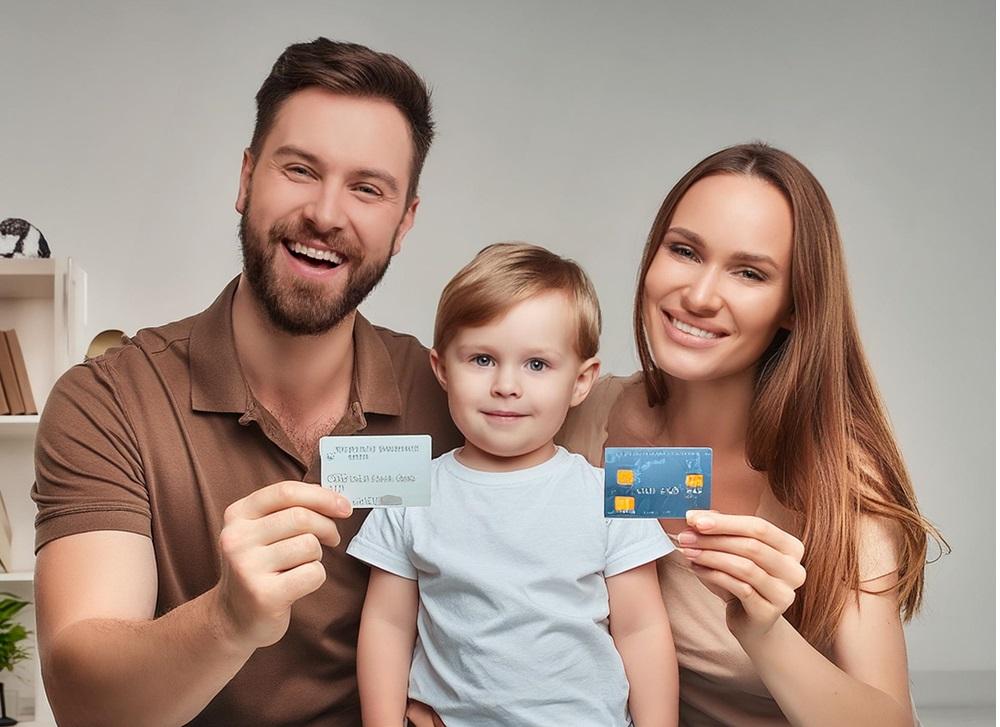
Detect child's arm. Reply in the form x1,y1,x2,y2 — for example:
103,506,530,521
357,566,419,727
607,561,679,727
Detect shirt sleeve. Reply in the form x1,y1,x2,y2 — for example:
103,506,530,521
32,358,151,552
594,461,674,577
604,517,675,578
346,506,417,580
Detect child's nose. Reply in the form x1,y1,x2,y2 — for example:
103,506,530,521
490,366,521,397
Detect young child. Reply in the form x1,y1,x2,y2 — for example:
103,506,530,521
347,243,678,726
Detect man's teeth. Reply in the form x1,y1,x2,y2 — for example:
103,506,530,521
289,241,344,265
671,316,720,339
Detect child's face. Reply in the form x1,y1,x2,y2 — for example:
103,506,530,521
431,291,599,472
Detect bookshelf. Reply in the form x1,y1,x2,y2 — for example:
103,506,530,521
0,257,86,726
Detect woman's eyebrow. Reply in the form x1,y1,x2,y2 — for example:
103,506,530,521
669,226,778,268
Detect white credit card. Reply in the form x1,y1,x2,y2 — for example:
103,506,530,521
319,434,431,508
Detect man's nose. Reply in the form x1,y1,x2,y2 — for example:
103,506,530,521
303,184,348,233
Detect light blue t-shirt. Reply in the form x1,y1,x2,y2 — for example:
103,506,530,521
348,446,674,727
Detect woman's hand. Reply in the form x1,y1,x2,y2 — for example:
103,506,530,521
676,510,806,642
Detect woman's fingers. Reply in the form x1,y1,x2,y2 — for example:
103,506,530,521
677,532,806,588
686,511,805,561
681,548,798,614
689,563,780,626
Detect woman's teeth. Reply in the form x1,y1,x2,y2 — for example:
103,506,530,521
671,316,720,339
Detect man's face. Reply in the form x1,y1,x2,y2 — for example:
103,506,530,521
236,87,419,335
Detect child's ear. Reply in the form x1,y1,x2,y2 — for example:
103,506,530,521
429,348,447,391
569,356,600,407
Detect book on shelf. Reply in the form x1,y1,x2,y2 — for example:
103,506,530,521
0,370,8,415
3,330,36,415
0,490,11,572
0,332,25,415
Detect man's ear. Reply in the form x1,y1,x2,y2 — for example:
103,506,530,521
391,195,420,255
236,149,255,214
569,357,601,407
429,347,447,391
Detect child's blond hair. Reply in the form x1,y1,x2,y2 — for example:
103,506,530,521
433,242,602,359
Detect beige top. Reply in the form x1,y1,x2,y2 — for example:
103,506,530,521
559,374,900,727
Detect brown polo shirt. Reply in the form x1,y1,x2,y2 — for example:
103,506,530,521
33,276,461,726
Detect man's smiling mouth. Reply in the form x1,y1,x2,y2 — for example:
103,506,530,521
285,240,345,268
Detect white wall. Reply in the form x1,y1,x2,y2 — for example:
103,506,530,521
1,0,993,699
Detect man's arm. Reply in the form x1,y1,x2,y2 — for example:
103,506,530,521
607,562,679,727
357,567,418,727
37,481,352,727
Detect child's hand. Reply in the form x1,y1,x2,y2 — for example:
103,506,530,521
677,510,806,641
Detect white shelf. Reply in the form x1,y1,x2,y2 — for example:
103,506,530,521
0,259,57,299
0,416,39,436
0,257,85,727
0,571,32,582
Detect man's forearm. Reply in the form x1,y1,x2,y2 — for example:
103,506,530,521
43,586,254,727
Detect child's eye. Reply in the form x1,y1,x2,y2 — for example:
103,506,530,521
526,359,547,372
473,354,494,367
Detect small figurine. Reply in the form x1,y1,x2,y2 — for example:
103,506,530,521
0,217,51,258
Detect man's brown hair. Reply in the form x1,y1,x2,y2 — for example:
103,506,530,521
434,242,602,360
250,37,434,199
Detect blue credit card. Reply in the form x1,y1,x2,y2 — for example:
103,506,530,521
604,447,712,518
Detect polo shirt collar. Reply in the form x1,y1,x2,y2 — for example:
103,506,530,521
190,275,403,417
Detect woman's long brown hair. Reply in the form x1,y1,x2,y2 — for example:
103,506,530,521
633,143,946,649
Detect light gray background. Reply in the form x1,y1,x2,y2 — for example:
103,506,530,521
1,0,994,709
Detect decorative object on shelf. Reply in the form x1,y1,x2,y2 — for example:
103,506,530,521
0,333,34,416
0,219,50,259
85,329,128,361
0,592,30,725
0,496,9,574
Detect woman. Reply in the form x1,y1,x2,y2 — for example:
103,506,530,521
559,143,943,726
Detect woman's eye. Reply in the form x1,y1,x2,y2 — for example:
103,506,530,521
473,355,493,367
669,244,698,261
736,268,766,282
527,359,547,372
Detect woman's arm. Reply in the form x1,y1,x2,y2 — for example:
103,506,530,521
678,511,912,727
607,562,679,727
357,567,419,727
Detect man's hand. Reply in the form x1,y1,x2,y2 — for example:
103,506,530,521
215,481,353,649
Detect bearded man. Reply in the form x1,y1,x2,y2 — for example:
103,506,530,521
32,38,460,727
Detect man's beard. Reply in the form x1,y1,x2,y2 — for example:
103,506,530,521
238,204,394,337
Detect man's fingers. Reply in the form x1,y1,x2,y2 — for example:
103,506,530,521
273,560,328,602
225,481,352,523
266,533,325,573
240,506,344,549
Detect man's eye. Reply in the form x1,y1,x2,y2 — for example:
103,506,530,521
288,165,312,177
527,359,547,372
473,355,493,367
356,183,382,196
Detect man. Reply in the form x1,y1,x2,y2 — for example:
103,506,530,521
32,38,460,726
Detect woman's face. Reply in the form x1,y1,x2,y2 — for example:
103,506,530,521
642,173,794,384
